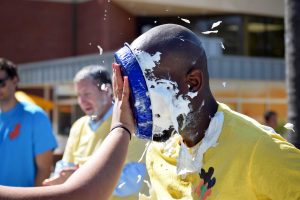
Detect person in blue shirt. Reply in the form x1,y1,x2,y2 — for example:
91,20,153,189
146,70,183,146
0,62,134,200
0,58,57,187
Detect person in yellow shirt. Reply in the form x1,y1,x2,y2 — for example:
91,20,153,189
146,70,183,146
121,24,300,200
43,65,149,199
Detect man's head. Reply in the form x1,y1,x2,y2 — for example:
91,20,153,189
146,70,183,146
128,24,216,146
74,65,112,120
131,24,209,90
0,58,19,103
264,110,278,129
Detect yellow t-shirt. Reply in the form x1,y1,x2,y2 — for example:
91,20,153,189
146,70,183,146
145,103,300,200
63,116,111,165
63,115,150,200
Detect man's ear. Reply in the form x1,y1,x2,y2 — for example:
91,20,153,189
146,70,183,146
186,69,203,92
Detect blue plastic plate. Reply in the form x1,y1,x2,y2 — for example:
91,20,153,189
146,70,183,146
114,43,153,140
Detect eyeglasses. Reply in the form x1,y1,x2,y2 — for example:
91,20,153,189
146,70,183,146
0,76,10,88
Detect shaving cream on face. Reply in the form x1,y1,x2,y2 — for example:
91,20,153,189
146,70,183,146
133,49,198,138
134,50,173,136
176,112,224,176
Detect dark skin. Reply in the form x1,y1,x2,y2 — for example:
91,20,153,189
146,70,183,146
131,24,218,147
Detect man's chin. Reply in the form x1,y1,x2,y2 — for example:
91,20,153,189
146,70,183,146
180,132,203,148
86,112,94,117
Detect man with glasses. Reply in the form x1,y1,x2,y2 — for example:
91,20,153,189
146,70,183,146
0,58,57,187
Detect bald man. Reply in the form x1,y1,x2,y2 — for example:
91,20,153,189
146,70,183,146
129,24,300,200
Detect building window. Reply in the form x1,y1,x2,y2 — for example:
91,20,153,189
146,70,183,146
137,15,284,58
246,16,284,58
193,15,244,56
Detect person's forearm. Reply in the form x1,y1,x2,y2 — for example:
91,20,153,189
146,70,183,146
65,128,130,199
0,129,130,200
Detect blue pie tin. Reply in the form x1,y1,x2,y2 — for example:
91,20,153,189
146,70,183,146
114,43,153,140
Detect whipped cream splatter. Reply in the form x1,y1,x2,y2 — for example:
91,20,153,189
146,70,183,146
118,182,126,189
137,175,142,183
177,112,224,176
134,49,197,136
221,42,225,50
181,18,190,24
97,45,103,55
284,123,295,132
202,30,218,35
211,21,222,29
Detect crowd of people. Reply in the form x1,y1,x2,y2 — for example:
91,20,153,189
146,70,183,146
0,59,148,199
0,24,299,200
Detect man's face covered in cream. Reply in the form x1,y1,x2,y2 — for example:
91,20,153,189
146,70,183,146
132,47,198,141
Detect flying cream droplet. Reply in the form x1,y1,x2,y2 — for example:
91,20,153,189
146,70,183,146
211,21,222,29
284,123,295,132
100,83,106,91
118,182,126,189
137,175,142,183
97,45,103,55
221,42,225,49
181,18,190,24
202,30,218,35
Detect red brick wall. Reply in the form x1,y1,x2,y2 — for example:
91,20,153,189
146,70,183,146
0,0,136,64
0,0,74,63
76,0,136,54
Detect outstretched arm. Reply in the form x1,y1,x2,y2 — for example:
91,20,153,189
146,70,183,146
0,63,134,200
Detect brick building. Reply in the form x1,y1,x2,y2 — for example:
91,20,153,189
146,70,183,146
0,0,286,149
